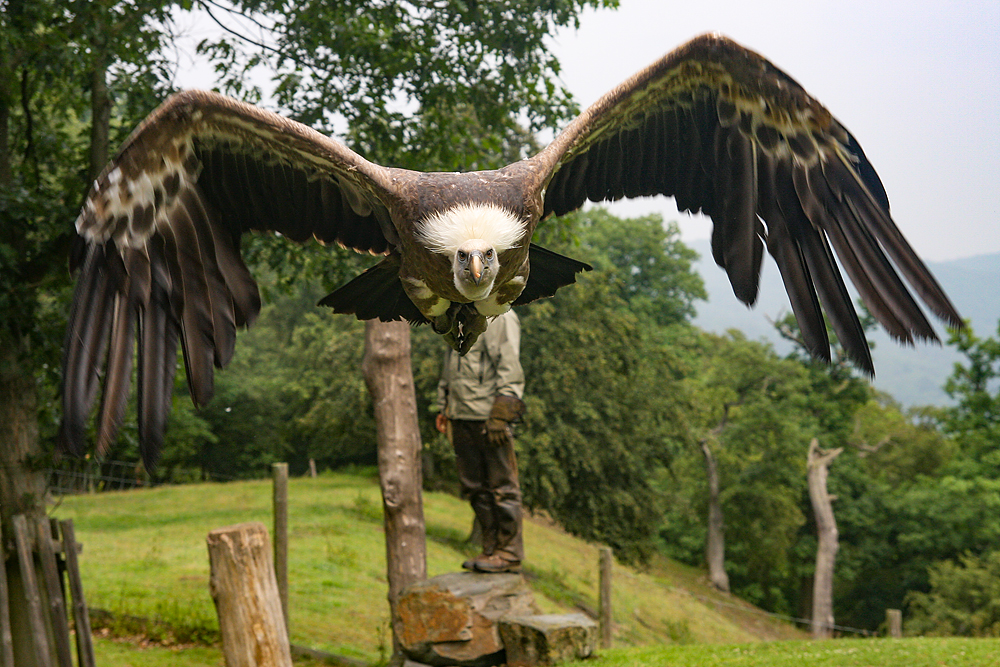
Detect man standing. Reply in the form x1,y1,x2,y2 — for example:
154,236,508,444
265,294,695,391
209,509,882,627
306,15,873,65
436,310,526,573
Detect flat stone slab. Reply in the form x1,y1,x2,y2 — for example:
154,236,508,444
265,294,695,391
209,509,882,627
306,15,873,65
396,571,537,667
499,613,598,667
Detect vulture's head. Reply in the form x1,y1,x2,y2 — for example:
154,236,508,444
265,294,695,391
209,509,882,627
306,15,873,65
419,202,526,302
453,239,499,300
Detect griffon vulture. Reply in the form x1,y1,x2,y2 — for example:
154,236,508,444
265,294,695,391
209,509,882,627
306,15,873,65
61,34,962,467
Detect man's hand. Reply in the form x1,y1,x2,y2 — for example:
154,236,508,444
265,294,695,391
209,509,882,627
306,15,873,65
435,412,448,434
485,417,512,446
486,395,526,446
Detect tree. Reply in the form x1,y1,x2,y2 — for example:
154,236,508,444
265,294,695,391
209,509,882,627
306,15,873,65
807,438,842,639
516,210,704,562
670,331,811,603
941,321,1000,477
906,550,1000,637
1,0,179,659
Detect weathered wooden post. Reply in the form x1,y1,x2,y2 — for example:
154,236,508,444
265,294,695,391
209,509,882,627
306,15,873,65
599,547,613,649
60,520,95,667
0,519,14,666
11,514,52,666
272,462,289,633
35,518,73,667
886,609,902,638
207,522,291,667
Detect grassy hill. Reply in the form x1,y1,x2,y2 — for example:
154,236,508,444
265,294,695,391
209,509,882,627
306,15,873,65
52,470,803,664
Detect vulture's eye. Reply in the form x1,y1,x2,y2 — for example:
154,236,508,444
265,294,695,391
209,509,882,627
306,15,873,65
485,249,494,260
458,251,467,262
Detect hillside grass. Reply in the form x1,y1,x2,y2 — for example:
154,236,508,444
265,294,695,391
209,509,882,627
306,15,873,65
50,472,1000,666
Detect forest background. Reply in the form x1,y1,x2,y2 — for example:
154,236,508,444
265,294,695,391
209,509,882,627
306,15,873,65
3,0,1000,641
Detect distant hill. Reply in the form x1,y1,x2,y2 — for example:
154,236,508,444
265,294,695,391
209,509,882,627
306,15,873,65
689,239,1000,407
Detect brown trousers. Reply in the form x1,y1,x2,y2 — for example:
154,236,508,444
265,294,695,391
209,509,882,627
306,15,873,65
449,419,523,560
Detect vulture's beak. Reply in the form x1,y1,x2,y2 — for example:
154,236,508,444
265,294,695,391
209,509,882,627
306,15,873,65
469,251,484,285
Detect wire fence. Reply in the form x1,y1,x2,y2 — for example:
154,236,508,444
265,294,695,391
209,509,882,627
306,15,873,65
685,589,877,636
45,459,147,496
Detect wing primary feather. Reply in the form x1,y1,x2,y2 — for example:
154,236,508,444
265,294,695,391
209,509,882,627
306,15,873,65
183,191,240,368
793,165,930,345
829,154,962,329
161,198,216,409
60,243,119,455
775,170,874,374
94,252,143,457
757,153,830,360
711,127,762,305
137,237,181,471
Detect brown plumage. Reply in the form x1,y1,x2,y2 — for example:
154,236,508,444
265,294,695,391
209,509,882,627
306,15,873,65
61,34,961,468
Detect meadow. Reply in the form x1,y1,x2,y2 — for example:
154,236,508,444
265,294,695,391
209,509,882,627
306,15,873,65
50,472,999,666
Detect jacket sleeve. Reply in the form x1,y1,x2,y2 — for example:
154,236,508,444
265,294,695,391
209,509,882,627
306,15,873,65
493,312,525,400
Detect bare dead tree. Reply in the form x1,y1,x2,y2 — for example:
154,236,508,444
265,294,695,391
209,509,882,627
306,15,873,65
807,438,843,639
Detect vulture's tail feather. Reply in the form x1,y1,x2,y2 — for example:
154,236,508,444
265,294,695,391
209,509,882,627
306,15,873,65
319,257,428,325
513,244,593,306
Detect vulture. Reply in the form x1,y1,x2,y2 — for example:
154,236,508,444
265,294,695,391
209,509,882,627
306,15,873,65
61,33,962,468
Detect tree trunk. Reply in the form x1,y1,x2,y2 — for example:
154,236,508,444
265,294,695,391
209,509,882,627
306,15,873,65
88,32,110,180
1,342,49,665
700,439,730,593
361,320,427,656
807,438,842,639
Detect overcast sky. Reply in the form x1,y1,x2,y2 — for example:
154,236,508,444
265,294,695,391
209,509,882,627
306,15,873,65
175,0,999,263
545,0,999,262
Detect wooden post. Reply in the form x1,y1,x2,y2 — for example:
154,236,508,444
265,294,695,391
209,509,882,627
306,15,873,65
599,547,613,649
272,462,289,634
35,518,73,667
60,520,95,667
207,522,291,667
12,514,52,666
886,609,902,638
0,519,14,667
308,458,317,478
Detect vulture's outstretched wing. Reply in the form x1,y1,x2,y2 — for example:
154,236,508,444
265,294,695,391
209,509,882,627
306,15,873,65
531,33,961,372
61,90,403,467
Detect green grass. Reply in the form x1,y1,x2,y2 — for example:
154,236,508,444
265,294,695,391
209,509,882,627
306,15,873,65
49,473,1000,666
564,637,1000,667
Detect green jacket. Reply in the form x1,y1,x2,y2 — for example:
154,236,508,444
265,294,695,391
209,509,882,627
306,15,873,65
437,310,524,421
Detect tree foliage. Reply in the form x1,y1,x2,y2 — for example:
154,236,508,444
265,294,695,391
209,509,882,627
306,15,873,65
907,550,1000,637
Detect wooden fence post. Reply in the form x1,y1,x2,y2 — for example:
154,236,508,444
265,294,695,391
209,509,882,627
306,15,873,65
886,609,902,638
599,547,613,649
35,518,72,667
12,514,52,666
272,462,289,634
0,518,13,667
207,522,291,667
60,520,96,667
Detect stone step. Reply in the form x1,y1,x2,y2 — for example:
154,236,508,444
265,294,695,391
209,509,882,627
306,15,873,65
395,572,598,666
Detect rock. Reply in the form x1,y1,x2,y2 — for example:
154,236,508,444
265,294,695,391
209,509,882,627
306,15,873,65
499,614,598,667
395,571,538,667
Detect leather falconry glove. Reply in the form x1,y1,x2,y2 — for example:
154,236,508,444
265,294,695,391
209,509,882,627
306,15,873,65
486,395,526,447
